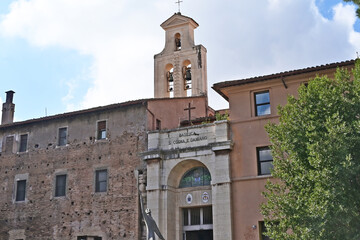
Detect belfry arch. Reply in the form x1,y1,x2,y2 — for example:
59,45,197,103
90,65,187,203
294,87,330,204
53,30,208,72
165,64,175,98
154,13,208,98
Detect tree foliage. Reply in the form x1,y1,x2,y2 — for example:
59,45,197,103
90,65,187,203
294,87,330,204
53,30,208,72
344,0,360,17
261,60,360,240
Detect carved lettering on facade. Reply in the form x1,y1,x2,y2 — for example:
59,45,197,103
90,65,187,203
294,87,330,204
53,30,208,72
172,131,207,145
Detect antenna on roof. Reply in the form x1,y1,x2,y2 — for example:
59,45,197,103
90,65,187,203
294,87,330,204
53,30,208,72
175,0,183,13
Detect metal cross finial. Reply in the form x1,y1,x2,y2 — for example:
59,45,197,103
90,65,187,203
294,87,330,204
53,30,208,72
175,0,183,13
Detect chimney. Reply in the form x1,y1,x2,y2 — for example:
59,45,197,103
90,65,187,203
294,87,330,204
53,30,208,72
1,90,15,125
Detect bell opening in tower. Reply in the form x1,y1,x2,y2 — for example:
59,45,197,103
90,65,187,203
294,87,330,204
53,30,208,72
175,33,181,51
183,60,192,97
166,64,175,98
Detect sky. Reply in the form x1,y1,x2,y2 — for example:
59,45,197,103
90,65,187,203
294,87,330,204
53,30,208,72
0,0,359,121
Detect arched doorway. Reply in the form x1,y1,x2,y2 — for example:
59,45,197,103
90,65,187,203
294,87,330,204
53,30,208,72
170,164,213,240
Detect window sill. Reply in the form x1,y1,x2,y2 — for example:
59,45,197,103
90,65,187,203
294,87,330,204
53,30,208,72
95,138,109,143
232,174,273,182
17,151,29,155
56,144,69,148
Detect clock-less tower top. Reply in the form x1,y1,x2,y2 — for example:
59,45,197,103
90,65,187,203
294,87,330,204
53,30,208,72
154,13,207,98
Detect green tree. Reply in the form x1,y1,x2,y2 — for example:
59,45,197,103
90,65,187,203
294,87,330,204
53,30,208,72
261,60,360,240
344,0,360,17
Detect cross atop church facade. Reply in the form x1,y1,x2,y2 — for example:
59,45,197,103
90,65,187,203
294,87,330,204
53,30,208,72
184,103,196,124
175,0,183,13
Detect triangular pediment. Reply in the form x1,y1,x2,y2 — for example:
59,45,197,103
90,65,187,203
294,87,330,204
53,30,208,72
161,13,199,30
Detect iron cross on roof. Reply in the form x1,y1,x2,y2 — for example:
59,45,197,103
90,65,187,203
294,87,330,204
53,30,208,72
175,0,183,13
184,103,196,125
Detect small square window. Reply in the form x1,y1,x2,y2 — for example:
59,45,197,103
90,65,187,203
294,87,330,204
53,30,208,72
255,91,271,116
19,134,28,152
55,174,67,197
16,180,26,202
95,169,108,192
257,147,273,175
58,127,67,146
97,121,106,140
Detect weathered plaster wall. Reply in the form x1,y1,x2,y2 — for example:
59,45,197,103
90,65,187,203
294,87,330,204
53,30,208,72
0,104,147,240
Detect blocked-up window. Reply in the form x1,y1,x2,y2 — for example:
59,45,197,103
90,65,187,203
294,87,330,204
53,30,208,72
5,136,14,153
257,147,273,175
58,127,67,146
16,180,26,202
95,169,108,192
55,174,67,197
19,134,28,152
97,121,106,140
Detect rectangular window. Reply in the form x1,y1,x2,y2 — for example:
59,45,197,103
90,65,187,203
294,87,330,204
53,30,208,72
183,207,213,227
77,237,102,240
259,221,273,240
97,121,106,140
58,127,67,146
255,91,271,116
16,180,26,202
19,134,28,152
156,119,161,130
257,147,273,175
55,174,67,197
95,169,108,192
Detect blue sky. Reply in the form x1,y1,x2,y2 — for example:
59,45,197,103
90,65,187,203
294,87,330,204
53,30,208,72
0,0,359,121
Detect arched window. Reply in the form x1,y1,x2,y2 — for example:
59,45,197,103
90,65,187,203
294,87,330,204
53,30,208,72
175,33,181,51
166,64,174,98
182,60,192,96
179,167,211,188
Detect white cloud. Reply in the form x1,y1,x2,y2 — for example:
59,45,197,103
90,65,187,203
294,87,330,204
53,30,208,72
0,0,359,111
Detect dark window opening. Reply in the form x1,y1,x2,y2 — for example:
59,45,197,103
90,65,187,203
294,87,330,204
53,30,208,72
95,169,108,192
16,180,26,202
156,119,161,130
55,174,67,197
257,147,273,175
19,134,28,152
259,221,273,240
97,121,106,140
255,91,271,116
58,127,67,146
77,237,102,240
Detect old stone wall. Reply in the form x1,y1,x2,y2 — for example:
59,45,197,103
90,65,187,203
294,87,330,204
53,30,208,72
0,104,147,240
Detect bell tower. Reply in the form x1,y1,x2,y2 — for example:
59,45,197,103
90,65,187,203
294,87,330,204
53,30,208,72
154,13,207,98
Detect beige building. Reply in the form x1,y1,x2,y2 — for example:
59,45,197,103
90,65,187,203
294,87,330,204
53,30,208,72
213,59,355,240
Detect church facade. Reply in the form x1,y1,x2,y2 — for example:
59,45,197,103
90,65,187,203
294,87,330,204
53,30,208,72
0,10,357,240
